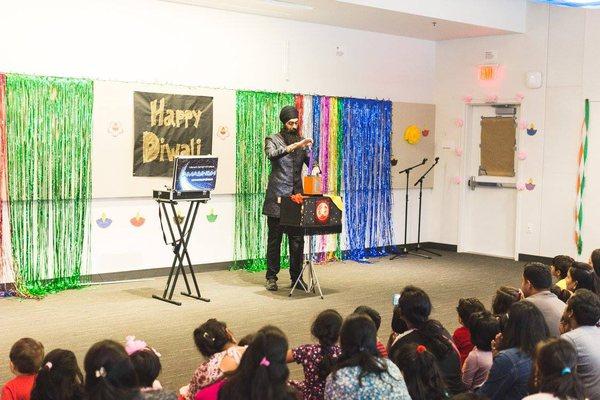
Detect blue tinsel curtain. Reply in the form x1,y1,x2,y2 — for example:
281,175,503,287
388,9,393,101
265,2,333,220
342,99,394,261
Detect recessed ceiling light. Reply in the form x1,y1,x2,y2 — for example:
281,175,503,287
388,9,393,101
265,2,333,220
262,0,314,11
531,0,600,8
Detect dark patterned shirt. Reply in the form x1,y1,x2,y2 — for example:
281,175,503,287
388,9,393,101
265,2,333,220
290,344,341,400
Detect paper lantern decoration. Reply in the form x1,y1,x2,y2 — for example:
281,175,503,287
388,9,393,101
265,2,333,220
453,176,462,185
96,213,112,229
515,93,525,102
455,147,463,157
130,212,145,227
519,120,527,130
422,129,430,137
206,209,218,223
108,121,123,137
486,94,498,103
217,125,230,140
391,158,398,166
517,150,528,160
404,125,421,145
516,182,526,191
526,179,536,191
462,95,473,103
527,123,538,136
455,118,464,128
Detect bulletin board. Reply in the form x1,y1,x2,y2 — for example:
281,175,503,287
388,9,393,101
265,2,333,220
92,81,236,198
391,102,436,189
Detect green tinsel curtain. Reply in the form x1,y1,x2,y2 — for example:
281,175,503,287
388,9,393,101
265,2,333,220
5,74,93,295
234,91,294,271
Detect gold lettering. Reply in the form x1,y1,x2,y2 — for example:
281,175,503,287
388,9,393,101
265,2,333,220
192,110,202,128
179,144,191,155
150,98,165,127
142,131,159,163
184,110,194,128
196,139,202,155
164,110,175,127
175,110,185,128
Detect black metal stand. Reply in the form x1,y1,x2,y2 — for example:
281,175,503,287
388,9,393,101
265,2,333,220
390,158,428,260
152,200,211,306
289,235,324,299
410,157,441,258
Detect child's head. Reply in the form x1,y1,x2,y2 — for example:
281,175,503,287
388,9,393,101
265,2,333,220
532,338,585,399
311,309,343,347
551,255,574,280
9,338,44,375
193,318,233,358
491,286,521,316
591,248,600,276
456,298,485,326
391,343,448,400
237,334,255,347
84,340,139,400
125,337,161,389
353,306,381,332
566,262,600,294
30,349,84,400
468,311,500,352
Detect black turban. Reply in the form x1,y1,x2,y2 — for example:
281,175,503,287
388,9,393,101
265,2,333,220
279,106,299,124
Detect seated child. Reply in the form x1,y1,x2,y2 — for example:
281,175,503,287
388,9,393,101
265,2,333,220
550,255,574,291
1,338,44,400
453,298,485,366
354,305,388,357
30,349,85,400
461,311,499,390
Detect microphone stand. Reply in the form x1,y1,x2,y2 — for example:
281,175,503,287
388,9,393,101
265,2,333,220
409,157,441,258
390,158,428,260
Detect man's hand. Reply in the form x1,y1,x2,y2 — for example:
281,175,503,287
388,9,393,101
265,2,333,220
286,138,313,153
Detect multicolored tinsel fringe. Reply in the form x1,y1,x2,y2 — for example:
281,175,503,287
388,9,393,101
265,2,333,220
234,91,295,271
342,99,394,261
5,74,93,296
575,99,590,255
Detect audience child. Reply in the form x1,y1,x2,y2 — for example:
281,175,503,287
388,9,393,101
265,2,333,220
84,340,141,400
453,298,486,366
550,255,574,291
591,248,600,277
325,314,410,400
391,343,450,400
287,309,342,400
478,301,550,400
237,334,255,347
491,286,521,317
125,336,177,400
353,305,388,357
560,289,600,400
390,286,465,395
524,338,586,400
185,319,246,400
216,325,297,400
30,349,85,400
461,311,499,390
1,338,44,400
566,262,600,295
521,262,565,337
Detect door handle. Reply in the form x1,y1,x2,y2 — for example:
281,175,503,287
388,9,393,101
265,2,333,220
468,176,516,191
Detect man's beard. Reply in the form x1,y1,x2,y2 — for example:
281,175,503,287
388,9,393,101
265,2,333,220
282,127,300,145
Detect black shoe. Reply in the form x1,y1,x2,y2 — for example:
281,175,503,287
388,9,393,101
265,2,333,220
266,279,278,291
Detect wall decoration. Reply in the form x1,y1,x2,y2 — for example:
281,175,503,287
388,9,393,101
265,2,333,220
96,213,112,229
108,120,123,137
516,182,526,191
455,147,464,157
575,99,590,255
217,125,230,140
462,95,473,104
0,73,12,288
486,94,498,103
519,120,527,130
527,123,538,136
422,129,430,137
130,212,145,227
515,93,525,102
206,209,218,223
517,150,528,161
391,158,398,166
404,125,421,145
526,179,536,191
455,118,464,128
453,176,462,185
133,91,213,177
6,74,93,296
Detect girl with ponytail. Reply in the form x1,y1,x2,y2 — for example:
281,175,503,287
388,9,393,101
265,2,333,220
391,343,450,400
30,349,85,400
524,338,586,400
287,309,342,400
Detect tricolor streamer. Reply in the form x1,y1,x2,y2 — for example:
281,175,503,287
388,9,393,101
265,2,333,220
0,73,14,295
5,74,93,296
575,99,590,255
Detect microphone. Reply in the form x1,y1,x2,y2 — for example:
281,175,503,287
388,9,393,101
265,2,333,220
435,157,439,162
422,158,428,165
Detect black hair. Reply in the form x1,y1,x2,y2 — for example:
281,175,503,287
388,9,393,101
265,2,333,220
311,309,342,380
456,298,486,326
450,394,488,400
396,286,452,358
550,285,572,303
468,311,500,352
491,286,520,316
31,349,85,400
552,255,574,279
129,349,161,388
500,302,550,356
193,318,232,358
9,338,44,374
218,325,296,400
331,314,390,386
532,339,586,400
391,305,409,334
354,305,382,331
524,262,553,290
84,340,140,400
591,249,600,277
238,334,255,347
568,262,600,294
390,343,448,400
566,289,600,326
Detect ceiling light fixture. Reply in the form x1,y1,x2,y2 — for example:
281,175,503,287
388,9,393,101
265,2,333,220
262,0,314,10
530,0,600,8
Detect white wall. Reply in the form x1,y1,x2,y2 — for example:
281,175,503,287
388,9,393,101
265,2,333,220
0,0,437,276
433,3,600,260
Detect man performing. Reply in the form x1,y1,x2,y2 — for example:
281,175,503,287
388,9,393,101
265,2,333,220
262,105,313,291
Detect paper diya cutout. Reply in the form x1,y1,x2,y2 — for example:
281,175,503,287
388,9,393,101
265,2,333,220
517,150,528,161
525,179,536,191
485,94,499,103
404,125,421,145
526,123,538,136
453,176,462,185
422,129,430,137
130,212,145,227
515,93,525,102
206,209,218,223
96,213,113,229
455,147,463,157
462,95,473,104
108,121,124,137
455,118,464,128
217,125,230,140
518,120,528,130
516,182,526,191
391,158,398,166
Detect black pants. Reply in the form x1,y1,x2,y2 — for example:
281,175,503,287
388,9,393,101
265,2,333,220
266,217,304,282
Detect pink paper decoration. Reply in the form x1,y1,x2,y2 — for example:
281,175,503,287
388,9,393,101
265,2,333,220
519,120,527,130
453,176,462,185
462,95,473,103
455,118,464,128
516,182,526,191
517,150,528,160
455,147,463,157
515,93,525,102
486,94,498,103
